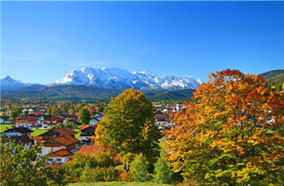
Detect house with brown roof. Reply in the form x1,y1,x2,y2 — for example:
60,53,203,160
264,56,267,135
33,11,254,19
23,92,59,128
39,127,77,141
48,149,73,164
10,135,33,148
15,116,39,128
77,143,121,162
0,116,13,124
41,135,79,156
3,127,33,137
35,127,79,157
80,125,96,142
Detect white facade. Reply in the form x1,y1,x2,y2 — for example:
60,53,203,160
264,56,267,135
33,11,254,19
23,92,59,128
89,119,97,125
15,123,33,128
4,131,24,137
40,146,65,156
81,136,92,141
48,156,68,164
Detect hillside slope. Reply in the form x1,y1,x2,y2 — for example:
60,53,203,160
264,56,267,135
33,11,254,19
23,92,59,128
260,70,284,91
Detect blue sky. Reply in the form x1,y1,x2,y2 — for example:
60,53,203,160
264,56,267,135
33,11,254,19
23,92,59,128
1,1,284,84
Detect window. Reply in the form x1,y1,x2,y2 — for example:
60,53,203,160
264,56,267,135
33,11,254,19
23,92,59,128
56,158,62,161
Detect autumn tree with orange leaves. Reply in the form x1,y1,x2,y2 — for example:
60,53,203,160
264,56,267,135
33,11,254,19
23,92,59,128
164,69,284,186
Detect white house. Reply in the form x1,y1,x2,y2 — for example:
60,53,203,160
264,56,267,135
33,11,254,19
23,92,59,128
48,149,73,164
2,127,33,137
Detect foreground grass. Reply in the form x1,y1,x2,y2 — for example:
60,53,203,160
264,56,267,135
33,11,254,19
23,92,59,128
0,124,14,132
74,129,81,138
69,182,172,186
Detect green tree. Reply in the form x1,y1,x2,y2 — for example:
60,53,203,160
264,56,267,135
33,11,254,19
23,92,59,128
80,159,93,183
0,136,63,186
52,106,61,116
154,151,174,184
10,105,22,120
96,89,161,164
130,153,148,182
78,108,91,125
47,108,52,115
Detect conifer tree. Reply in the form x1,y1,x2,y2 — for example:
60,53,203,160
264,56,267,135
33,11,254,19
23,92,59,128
80,159,93,183
130,153,148,182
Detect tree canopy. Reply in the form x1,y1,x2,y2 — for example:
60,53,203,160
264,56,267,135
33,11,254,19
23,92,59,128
0,136,65,186
164,69,284,185
78,108,91,125
95,88,161,163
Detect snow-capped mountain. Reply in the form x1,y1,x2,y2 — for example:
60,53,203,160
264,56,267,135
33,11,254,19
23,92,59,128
56,67,201,90
0,76,26,92
0,76,45,92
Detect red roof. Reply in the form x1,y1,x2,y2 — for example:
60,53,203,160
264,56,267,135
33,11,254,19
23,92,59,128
77,145,99,154
53,135,79,146
182,104,192,108
77,143,121,161
45,116,64,122
31,112,45,115
30,136,43,140
80,125,97,131
49,149,72,157
53,127,77,136
16,116,38,122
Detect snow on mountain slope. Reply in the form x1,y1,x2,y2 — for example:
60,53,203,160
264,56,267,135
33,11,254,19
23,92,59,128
0,76,45,92
56,67,201,90
0,76,26,92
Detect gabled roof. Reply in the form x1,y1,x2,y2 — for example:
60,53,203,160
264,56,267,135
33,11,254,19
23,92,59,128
77,145,98,154
77,143,121,161
3,127,33,134
30,136,43,140
40,127,77,137
80,125,97,131
54,127,77,135
45,116,64,122
53,135,79,146
49,149,72,157
16,116,38,122
0,116,10,120
10,135,32,144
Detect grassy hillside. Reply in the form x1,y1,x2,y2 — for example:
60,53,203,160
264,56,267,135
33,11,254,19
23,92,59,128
260,70,284,91
1,85,122,101
260,70,284,80
146,89,195,101
0,124,14,132
1,85,195,101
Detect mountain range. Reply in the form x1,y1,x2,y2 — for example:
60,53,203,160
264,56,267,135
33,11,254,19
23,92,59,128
0,67,201,101
1,67,201,92
1,68,283,101
55,67,201,90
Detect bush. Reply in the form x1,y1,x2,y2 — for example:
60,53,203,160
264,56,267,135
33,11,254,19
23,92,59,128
118,170,132,182
95,166,119,182
81,166,119,182
130,153,149,182
80,160,93,182
154,154,174,184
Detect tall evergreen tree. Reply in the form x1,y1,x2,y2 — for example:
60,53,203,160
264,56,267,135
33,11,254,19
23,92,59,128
130,154,148,182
